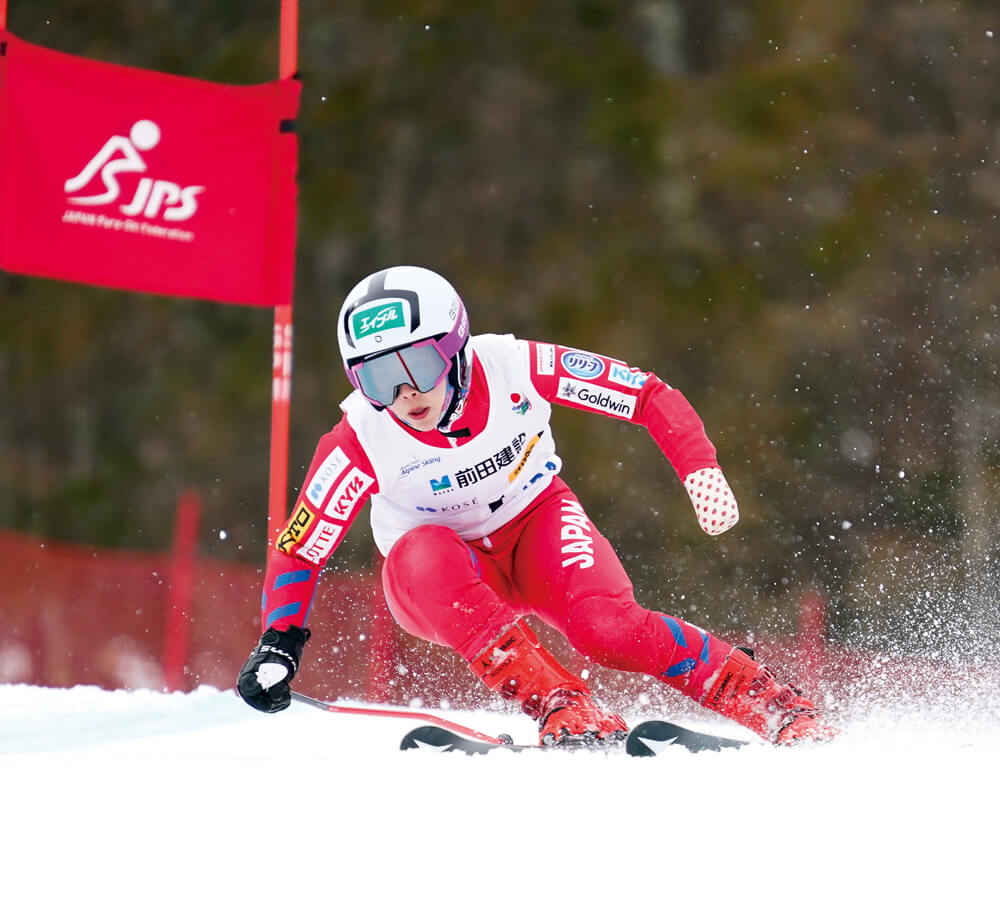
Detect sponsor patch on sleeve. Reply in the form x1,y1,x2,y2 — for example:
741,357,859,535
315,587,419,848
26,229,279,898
305,446,351,508
607,362,650,390
277,504,316,555
535,343,556,375
556,378,637,419
325,466,375,520
560,349,607,380
299,520,344,565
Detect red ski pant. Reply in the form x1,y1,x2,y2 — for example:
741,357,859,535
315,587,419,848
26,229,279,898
382,477,731,703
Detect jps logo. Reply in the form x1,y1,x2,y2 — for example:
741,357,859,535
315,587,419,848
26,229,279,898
64,119,205,222
352,301,406,339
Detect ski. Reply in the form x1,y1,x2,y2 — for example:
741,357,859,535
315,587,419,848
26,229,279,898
400,725,537,754
625,720,750,755
401,720,751,755
399,725,628,754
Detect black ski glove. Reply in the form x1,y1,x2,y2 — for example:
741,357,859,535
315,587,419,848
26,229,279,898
237,625,311,713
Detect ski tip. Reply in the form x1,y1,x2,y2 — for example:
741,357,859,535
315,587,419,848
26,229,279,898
400,725,516,755
625,720,750,756
401,725,470,753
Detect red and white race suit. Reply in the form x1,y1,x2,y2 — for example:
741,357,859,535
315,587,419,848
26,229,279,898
260,334,739,702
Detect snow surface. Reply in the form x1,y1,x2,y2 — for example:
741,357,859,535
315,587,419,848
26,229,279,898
2,684,998,910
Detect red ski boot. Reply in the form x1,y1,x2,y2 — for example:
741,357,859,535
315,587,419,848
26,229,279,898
470,620,628,747
702,647,838,745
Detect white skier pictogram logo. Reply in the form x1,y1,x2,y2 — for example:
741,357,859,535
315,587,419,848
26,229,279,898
64,119,205,222
410,737,456,753
636,735,678,755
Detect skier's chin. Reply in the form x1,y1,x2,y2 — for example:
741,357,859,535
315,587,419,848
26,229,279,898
403,407,440,431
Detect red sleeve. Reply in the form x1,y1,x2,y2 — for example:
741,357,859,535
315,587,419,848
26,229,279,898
260,416,378,632
526,339,718,481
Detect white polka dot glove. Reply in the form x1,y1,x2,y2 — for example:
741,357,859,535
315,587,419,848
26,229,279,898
683,467,739,536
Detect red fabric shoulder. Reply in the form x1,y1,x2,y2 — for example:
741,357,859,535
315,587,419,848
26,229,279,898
525,339,718,479
526,340,650,414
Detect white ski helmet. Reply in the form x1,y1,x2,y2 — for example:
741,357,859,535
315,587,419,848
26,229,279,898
337,266,471,420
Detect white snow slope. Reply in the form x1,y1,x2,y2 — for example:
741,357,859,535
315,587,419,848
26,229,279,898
2,684,997,911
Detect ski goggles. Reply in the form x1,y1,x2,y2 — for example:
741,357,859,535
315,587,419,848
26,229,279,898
349,338,452,406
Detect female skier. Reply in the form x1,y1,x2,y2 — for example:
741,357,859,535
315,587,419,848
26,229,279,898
238,266,836,746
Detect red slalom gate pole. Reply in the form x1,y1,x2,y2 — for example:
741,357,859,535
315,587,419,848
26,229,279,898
267,0,298,544
290,692,505,744
162,490,201,691
269,312,292,544
797,589,827,694
1,1,8,29
279,0,297,76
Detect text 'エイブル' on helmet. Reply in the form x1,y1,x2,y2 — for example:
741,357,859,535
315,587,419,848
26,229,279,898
337,266,471,420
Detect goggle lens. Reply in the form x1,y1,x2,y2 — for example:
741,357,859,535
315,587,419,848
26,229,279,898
354,342,450,406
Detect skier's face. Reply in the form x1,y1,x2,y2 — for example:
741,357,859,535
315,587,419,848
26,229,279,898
388,377,449,431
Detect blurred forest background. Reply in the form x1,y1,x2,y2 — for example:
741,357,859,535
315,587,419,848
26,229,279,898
3,0,1000,659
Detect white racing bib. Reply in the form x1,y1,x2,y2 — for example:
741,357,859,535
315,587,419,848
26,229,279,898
343,334,562,555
